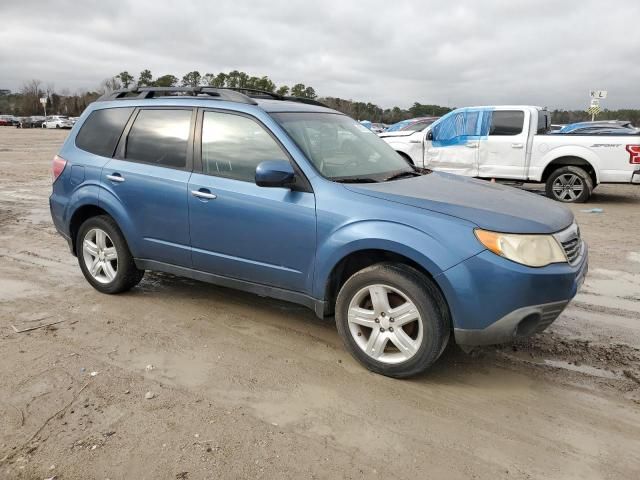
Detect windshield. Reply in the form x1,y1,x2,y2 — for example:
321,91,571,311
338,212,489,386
400,119,436,132
271,112,414,181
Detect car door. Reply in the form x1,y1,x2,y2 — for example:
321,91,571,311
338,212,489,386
102,107,195,268
188,109,316,292
477,109,528,179
424,109,486,176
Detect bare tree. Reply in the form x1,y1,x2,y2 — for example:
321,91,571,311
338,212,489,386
99,77,122,95
20,79,43,115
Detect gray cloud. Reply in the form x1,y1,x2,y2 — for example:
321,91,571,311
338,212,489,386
1,0,638,109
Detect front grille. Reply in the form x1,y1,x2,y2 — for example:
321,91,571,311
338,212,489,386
554,223,583,265
561,237,581,263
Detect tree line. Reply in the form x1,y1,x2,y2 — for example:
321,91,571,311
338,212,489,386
1,70,640,126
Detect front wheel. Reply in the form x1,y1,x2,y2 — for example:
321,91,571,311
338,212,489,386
335,263,449,378
76,215,144,294
545,166,593,203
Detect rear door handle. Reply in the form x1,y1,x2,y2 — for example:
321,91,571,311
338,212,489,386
511,143,524,149
465,143,479,149
191,189,217,200
106,173,125,183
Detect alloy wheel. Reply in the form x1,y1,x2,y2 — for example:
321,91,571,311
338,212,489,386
552,173,584,201
82,228,118,284
347,284,423,364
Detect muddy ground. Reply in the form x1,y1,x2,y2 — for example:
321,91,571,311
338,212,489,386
0,127,639,479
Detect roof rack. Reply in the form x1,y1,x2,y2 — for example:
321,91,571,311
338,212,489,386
98,86,329,108
219,87,328,107
98,86,258,105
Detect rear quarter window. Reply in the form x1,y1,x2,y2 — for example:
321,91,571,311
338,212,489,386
75,107,134,157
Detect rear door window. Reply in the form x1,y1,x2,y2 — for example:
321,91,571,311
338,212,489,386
75,107,134,157
125,109,193,169
489,111,525,135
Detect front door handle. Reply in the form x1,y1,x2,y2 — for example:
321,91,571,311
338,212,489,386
191,189,217,200
106,173,125,183
465,143,479,149
511,143,524,149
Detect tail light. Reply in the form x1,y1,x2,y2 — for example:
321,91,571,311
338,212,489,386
627,145,640,165
52,155,67,182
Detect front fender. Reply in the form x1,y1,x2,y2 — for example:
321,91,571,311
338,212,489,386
312,219,481,299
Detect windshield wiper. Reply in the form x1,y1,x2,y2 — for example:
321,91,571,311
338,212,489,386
384,171,421,182
333,177,380,184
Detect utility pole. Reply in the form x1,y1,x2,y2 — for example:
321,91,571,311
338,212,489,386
40,96,47,119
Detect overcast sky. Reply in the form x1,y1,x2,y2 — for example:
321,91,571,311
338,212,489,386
1,0,639,110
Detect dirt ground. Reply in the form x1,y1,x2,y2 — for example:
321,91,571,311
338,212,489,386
0,127,639,480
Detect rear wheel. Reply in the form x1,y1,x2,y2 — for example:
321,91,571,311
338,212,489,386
76,215,144,294
335,263,449,378
545,166,593,203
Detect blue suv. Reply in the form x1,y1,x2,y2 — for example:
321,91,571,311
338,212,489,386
50,87,588,377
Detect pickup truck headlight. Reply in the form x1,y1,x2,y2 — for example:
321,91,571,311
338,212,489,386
475,229,566,267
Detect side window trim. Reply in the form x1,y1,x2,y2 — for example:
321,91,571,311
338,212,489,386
194,107,313,193
114,106,196,172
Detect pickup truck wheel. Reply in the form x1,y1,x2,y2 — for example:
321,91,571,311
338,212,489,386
335,263,449,378
76,215,144,294
545,166,593,203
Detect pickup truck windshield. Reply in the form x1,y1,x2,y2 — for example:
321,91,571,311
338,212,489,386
271,112,414,182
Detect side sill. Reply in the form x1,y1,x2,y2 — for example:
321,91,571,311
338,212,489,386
134,259,327,318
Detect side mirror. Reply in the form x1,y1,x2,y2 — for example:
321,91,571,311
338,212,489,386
426,130,434,141
255,160,296,188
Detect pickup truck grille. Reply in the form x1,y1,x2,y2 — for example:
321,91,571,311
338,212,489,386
554,223,583,265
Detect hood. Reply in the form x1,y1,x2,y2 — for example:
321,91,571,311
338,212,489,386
345,172,574,234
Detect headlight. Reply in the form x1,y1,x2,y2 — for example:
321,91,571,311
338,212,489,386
475,229,567,267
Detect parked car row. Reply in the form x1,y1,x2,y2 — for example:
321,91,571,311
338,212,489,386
0,114,79,128
0,115,20,126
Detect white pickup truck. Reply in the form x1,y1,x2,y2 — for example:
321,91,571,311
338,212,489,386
380,105,640,202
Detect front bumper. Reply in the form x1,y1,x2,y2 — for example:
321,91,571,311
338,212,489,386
438,242,588,346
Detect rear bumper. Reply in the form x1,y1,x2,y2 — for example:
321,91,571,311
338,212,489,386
438,242,588,346
49,196,73,253
632,168,640,184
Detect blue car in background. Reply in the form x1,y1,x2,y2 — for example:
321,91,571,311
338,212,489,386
50,86,588,378
385,116,439,133
557,120,638,135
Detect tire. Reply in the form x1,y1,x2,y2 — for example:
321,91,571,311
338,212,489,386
55,124,60,129
545,166,593,203
335,262,450,378
76,215,144,294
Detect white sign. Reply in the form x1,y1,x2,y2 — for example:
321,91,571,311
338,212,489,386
590,90,607,99
590,98,600,107
39,97,47,105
